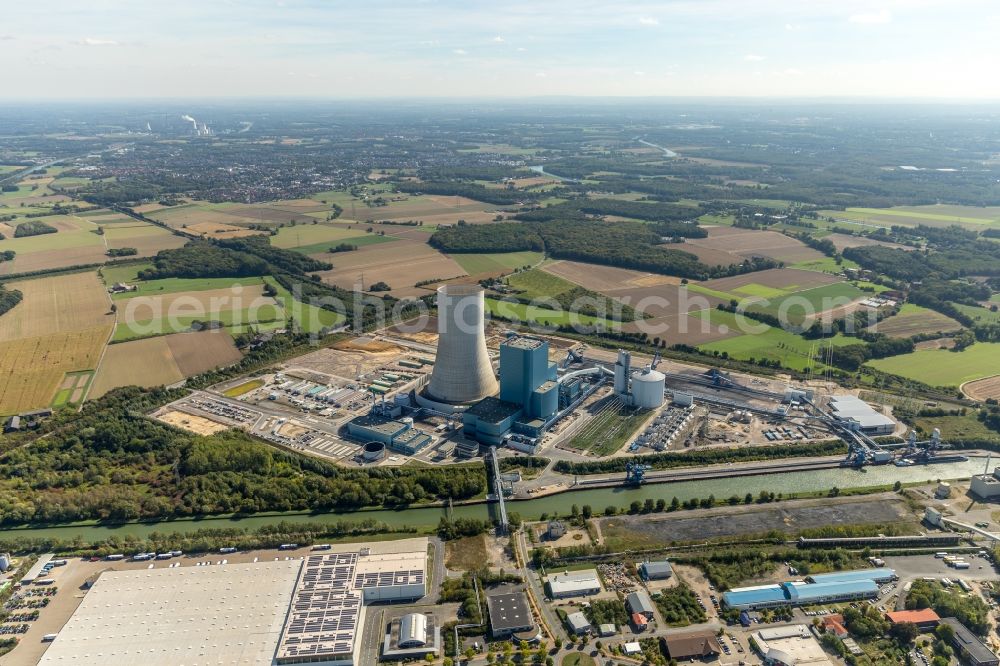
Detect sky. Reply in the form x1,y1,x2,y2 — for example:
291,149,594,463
3,0,1000,99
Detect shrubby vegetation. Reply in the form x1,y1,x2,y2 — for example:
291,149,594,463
906,579,991,635
138,237,331,280
0,285,23,318
0,387,487,525
653,583,707,626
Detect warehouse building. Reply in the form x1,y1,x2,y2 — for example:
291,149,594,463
637,559,673,581
805,568,896,585
939,617,999,666
828,395,895,435
752,625,834,666
547,569,601,598
566,611,592,635
40,539,428,666
723,577,882,611
486,586,534,638
970,467,1000,500
626,590,656,620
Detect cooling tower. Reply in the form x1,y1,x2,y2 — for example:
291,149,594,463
425,285,498,404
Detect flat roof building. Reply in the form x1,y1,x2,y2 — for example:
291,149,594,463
382,613,441,660
752,625,835,666
547,570,601,599
723,577,881,611
566,611,592,635
940,617,999,666
805,568,895,585
40,539,428,666
486,586,534,638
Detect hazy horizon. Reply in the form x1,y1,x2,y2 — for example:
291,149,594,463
4,0,999,100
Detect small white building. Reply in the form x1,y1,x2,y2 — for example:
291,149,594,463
566,611,591,635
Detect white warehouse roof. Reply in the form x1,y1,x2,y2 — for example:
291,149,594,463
548,569,601,597
829,395,895,430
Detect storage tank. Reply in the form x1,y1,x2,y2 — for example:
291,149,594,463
362,441,386,462
631,367,666,409
425,285,498,404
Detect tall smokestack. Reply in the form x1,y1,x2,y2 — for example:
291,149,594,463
425,285,498,404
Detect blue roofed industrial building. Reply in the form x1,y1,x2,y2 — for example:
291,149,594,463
805,568,895,585
722,569,893,610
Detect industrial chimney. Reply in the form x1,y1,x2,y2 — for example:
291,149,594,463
425,285,498,404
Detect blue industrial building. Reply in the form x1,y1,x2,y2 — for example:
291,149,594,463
463,335,559,445
722,568,894,610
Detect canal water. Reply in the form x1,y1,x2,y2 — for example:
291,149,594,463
1,458,985,543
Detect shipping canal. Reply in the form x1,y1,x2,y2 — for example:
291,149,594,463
1,458,984,543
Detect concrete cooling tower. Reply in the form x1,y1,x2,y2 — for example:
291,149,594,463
425,284,498,404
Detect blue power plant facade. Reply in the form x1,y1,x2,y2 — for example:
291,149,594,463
463,335,559,445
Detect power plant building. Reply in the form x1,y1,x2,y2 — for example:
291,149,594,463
463,335,559,445
422,285,498,408
345,414,432,455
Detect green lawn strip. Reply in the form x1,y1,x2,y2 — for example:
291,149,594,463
790,256,860,274
113,305,286,342
865,343,1000,387
952,302,1000,325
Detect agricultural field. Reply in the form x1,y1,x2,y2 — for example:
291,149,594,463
450,251,544,276
870,303,962,338
311,240,467,297
680,226,824,265
0,271,114,413
963,375,1000,402
51,371,96,409
264,278,344,334
695,309,860,372
271,223,379,250
790,256,861,274
486,298,614,329
952,302,1000,325
819,205,1000,231
90,329,243,397
866,342,1000,387
822,232,914,253
542,259,682,293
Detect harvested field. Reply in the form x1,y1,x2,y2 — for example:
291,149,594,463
147,204,264,229
179,221,266,239
156,409,230,435
870,304,961,338
0,272,113,341
914,337,956,351
698,268,842,296
672,242,743,267
367,194,496,222
117,284,269,323
963,375,1000,401
542,260,681,292
599,495,909,548
0,327,110,414
0,245,109,275
311,240,467,296
684,227,823,263
823,233,914,252
90,330,242,397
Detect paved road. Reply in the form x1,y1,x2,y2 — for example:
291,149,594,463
514,529,567,642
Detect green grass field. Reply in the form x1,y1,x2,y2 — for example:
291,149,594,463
486,298,614,328
504,266,577,300
791,256,861,274
265,278,345,333
866,343,1000,387
695,309,860,372
820,205,1000,231
99,262,154,285
451,251,544,275
111,276,267,299
953,302,1000,325
0,218,103,253
271,223,379,249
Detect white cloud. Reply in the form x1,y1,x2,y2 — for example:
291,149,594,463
535,71,546,77
849,9,891,24
516,47,526,52
638,16,659,26
634,71,645,76
452,48,467,55
784,23,801,31
492,35,505,43
78,37,120,46
418,40,440,46
744,54,765,61
776,67,802,76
